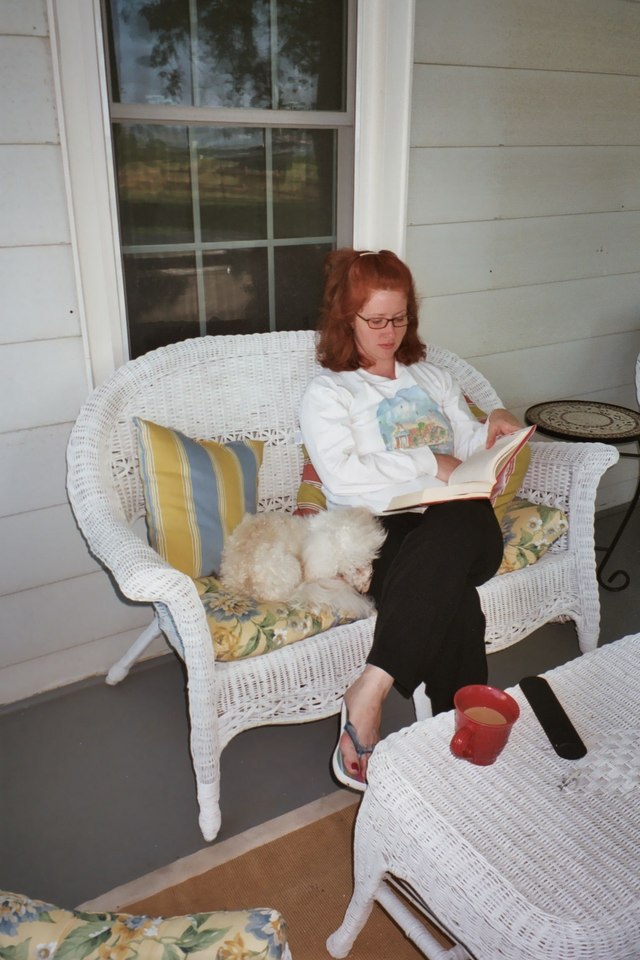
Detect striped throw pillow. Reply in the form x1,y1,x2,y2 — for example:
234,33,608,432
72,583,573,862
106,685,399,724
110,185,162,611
135,418,264,578
293,446,326,517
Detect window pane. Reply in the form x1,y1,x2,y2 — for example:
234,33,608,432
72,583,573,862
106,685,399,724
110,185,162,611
274,244,330,330
114,124,194,246
203,249,269,335
272,129,335,239
197,129,267,242
195,0,271,108
106,0,347,111
106,0,193,105
123,252,200,357
276,0,347,110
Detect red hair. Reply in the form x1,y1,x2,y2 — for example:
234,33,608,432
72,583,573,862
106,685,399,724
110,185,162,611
316,248,426,371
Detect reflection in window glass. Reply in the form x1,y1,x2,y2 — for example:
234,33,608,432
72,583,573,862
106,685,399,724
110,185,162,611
276,0,346,110
106,0,346,111
114,119,337,353
274,244,330,330
272,129,335,239
195,0,271,108
107,0,193,105
197,129,267,242
203,249,269,335
114,124,194,246
123,252,200,357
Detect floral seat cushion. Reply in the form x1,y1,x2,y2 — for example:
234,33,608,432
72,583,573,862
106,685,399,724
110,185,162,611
0,890,291,960
497,496,568,574
192,496,567,662
193,576,358,662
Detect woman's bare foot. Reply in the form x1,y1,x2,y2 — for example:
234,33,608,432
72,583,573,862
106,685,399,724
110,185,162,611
339,665,394,783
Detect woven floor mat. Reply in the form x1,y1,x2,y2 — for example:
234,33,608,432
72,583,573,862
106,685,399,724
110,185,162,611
124,802,451,960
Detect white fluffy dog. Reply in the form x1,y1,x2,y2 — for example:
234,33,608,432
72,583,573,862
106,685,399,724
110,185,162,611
219,508,386,621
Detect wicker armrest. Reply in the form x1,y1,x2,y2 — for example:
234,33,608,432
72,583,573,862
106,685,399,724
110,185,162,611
68,489,187,601
77,507,211,658
520,440,619,512
67,471,210,659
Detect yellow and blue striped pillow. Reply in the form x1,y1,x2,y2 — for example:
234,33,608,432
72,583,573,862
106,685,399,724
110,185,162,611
135,418,264,578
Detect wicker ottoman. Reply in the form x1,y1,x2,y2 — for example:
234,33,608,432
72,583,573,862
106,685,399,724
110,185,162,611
328,634,640,960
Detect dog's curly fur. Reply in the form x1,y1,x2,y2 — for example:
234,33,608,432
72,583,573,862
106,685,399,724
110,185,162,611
219,508,386,621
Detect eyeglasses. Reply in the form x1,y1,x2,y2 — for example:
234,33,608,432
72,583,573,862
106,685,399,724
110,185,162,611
355,313,409,330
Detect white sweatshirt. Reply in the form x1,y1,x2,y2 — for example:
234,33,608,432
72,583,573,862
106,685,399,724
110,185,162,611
299,360,490,513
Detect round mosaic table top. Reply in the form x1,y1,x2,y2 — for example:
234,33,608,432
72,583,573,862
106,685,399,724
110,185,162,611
525,399,640,442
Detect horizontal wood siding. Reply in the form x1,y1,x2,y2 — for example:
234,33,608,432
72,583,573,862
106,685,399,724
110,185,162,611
0,504,101,597
0,425,71,514
0,625,165,706
411,66,640,147
413,0,640,75
0,6,156,703
0,573,154,672
1,1,48,38
0,245,80,343
411,212,640,296
409,146,640,224
0,35,58,142
408,0,640,512
422,274,640,358
0,339,90,432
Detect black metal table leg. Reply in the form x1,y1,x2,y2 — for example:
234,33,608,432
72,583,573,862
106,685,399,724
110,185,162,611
596,444,640,592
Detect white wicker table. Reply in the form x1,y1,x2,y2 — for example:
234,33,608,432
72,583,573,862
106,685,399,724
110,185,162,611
327,635,640,960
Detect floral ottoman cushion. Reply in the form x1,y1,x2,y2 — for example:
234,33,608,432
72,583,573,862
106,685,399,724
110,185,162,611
0,891,292,960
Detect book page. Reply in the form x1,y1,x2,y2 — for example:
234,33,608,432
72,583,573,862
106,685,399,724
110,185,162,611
382,424,535,512
447,425,534,485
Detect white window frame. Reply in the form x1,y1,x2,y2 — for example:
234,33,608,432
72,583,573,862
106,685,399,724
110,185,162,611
48,0,415,388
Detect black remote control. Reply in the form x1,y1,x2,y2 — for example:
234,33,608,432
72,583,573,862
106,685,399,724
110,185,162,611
519,676,587,759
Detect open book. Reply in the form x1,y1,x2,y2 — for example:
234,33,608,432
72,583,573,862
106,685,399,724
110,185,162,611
382,424,535,512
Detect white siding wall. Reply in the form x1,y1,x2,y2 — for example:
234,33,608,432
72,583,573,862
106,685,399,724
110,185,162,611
0,0,157,705
408,0,640,510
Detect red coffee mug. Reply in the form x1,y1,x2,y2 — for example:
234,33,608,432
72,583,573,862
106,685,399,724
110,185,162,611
450,684,520,766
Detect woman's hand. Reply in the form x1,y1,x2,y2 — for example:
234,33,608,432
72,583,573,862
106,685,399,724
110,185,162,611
486,408,521,448
434,453,462,481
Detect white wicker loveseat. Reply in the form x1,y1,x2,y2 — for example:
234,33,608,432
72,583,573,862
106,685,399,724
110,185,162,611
66,330,618,841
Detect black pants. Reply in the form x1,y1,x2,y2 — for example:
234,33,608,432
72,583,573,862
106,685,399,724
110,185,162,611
367,499,504,715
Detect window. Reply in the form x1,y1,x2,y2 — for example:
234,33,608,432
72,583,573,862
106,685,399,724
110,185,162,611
102,0,355,357
50,0,413,387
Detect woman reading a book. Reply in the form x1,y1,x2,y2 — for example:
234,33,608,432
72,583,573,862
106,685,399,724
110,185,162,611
299,248,522,790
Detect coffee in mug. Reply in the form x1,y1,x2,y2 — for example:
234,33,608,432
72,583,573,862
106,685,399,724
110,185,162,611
463,705,507,725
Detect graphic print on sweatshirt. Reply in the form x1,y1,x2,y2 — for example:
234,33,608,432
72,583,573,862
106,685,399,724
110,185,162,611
377,385,454,454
